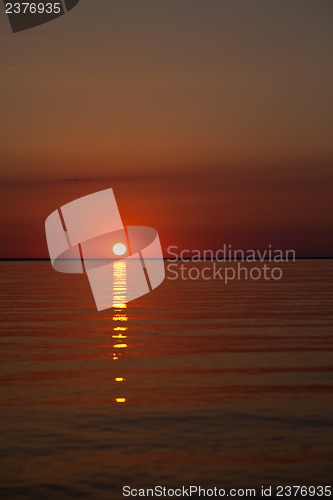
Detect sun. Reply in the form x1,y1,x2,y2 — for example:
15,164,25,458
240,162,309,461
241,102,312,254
113,242,127,256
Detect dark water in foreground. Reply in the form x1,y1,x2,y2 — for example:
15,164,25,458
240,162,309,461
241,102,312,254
0,261,332,499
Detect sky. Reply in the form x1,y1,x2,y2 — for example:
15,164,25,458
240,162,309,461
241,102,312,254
0,0,332,258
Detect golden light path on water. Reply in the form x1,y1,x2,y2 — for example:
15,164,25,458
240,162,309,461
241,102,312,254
112,260,128,404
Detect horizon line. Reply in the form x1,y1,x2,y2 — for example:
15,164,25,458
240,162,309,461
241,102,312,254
0,257,332,262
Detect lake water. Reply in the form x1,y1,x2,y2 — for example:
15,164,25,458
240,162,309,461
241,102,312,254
0,261,332,498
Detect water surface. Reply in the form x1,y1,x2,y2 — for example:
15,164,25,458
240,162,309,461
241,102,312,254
0,261,332,498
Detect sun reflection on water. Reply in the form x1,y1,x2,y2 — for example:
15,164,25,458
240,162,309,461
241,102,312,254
112,261,128,404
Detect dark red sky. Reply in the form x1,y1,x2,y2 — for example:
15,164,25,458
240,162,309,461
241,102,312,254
1,1,332,257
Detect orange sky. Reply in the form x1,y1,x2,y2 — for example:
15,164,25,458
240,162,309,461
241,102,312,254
1,1,332,257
